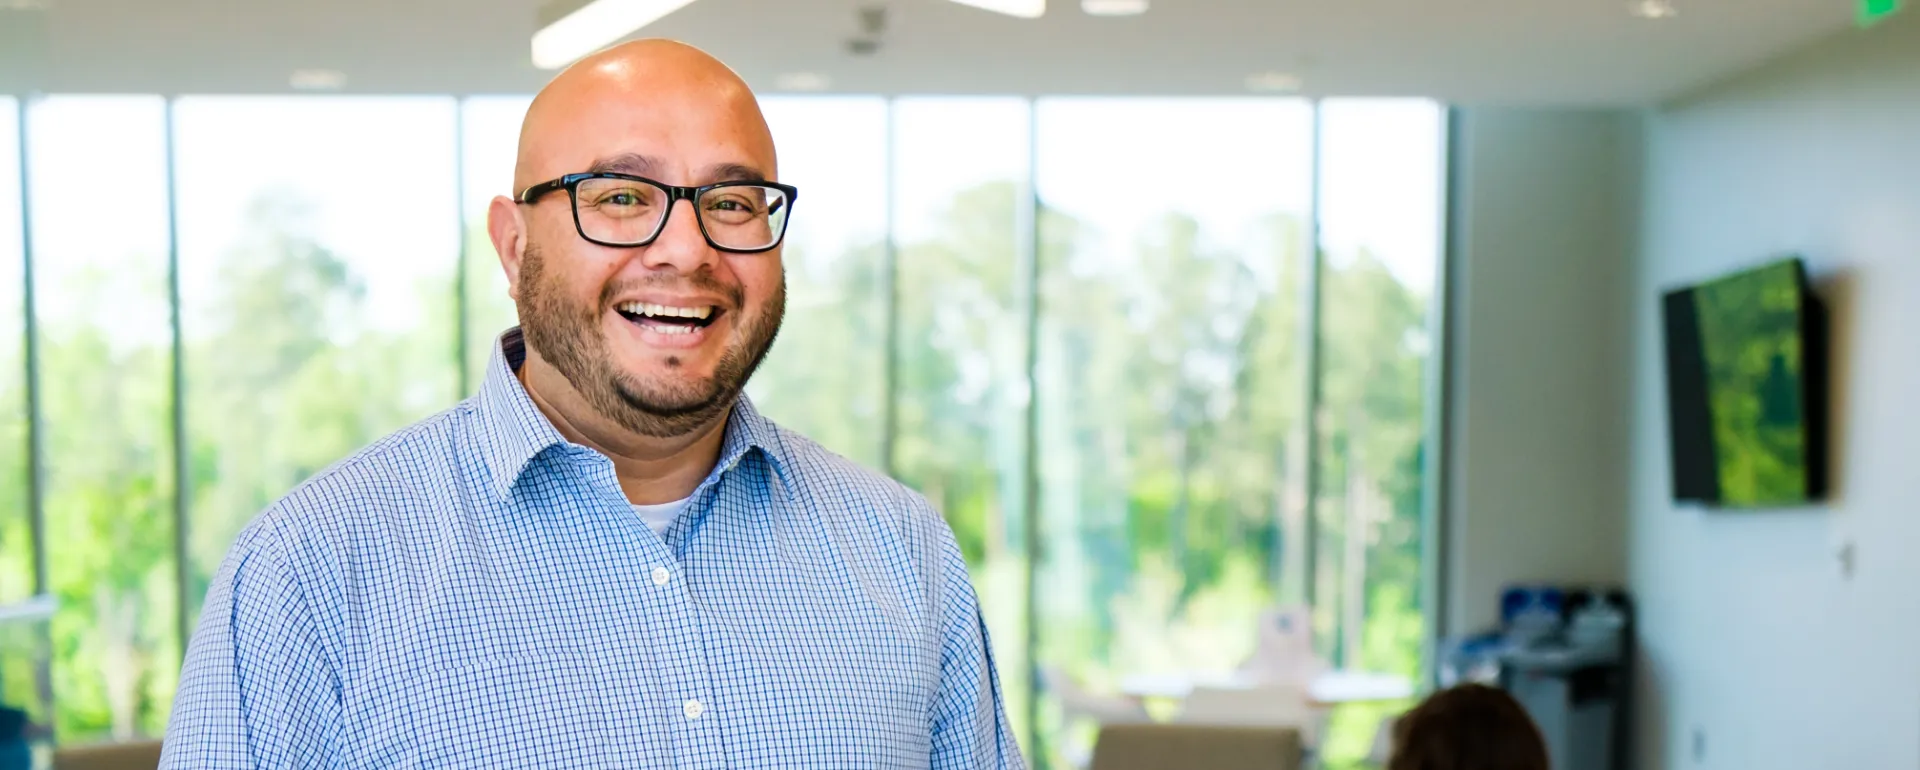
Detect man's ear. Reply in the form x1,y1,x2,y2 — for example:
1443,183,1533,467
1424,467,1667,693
487,195,528,302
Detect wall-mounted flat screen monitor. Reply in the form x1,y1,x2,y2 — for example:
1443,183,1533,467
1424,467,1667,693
1661,257,1829,507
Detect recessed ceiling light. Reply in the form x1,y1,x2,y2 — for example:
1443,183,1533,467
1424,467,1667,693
1082,0,1147,15
531,0,701,69
1630,0,1677,19
776,72,832,92
947,0,1045,18
1244,72,1303,93
289,69,347,91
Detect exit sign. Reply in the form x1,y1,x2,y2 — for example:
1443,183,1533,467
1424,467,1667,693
1860,0,1901,27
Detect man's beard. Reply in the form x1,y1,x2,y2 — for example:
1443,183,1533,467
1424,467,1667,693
517,243,785,439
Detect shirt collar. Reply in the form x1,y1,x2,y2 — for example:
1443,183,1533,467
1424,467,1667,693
711,389,795,500
475,327,793,503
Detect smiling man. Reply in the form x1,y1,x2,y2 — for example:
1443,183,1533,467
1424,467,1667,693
163,40,1023,769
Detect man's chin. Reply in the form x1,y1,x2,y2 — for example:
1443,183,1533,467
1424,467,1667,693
613,377,734,419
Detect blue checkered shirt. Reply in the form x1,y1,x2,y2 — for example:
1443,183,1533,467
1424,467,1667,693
163,329,1024,769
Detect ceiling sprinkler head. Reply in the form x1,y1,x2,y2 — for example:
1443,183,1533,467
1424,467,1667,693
847,5,886,55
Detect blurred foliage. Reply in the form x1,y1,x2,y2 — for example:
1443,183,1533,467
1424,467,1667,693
4,191,456,741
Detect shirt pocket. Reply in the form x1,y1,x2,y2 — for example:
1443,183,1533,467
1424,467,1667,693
394,652,616,768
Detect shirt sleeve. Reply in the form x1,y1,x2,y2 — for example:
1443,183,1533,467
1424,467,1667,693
927,536,1027,770
162,517,343,769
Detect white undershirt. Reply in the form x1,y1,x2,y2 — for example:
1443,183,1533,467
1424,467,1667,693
631,498,690,536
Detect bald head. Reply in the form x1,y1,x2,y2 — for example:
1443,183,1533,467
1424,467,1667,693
514,39,777,195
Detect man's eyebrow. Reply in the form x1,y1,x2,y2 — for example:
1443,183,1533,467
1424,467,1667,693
585,156,770,185
702,162,771,184
586,153,659,176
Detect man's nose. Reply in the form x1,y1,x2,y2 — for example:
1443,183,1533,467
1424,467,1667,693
639,197,718,273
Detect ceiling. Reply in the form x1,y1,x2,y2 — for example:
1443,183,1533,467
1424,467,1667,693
0,0,1858,104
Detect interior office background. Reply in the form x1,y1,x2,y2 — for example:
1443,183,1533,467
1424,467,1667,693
1452,12,1920,770
4,1,1919,769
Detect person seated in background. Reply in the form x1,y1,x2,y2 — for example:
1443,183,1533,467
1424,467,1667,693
1387,684,1550,770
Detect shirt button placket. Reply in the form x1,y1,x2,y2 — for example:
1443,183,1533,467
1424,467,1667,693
640,513,719,770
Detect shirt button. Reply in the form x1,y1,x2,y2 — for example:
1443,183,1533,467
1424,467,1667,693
684,699,705,720
651,566,672,586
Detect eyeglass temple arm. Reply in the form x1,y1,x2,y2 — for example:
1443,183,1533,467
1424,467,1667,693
515,178,570,204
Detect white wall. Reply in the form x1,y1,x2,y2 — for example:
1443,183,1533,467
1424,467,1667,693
1631,14,1920,770
1444,107,1638,637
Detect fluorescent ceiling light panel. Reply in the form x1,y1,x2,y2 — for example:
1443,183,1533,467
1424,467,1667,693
289,69,348,90
532,0,700,70
947,0,1045,19
1243,71,1302,92
1630,0,1677,18
1082,0,1147,15
775,72,832,91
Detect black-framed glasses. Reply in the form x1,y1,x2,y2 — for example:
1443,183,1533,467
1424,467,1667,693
517,172,798,253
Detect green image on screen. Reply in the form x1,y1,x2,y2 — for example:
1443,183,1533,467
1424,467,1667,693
1694,260,1807,506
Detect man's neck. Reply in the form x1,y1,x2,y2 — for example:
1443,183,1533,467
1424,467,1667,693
517,348,728,506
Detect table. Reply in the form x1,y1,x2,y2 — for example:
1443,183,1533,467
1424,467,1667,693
1119,669,1415,706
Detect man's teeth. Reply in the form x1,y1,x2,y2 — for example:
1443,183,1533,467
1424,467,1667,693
617,302,714,320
